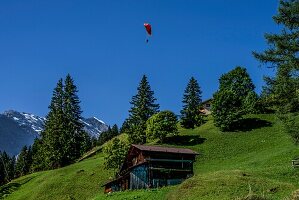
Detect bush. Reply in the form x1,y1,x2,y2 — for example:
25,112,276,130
146,110,178,143
103,138,129,170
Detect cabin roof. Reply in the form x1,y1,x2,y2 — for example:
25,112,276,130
201,98,212,104
132,144,199,155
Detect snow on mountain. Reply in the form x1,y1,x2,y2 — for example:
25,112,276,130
0,110,108,155
81,117,108,138
4,110,45,135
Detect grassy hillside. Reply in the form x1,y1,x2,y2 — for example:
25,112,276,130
1,114,299,200
0,153,113,200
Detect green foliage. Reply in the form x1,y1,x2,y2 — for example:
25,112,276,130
103,138,129,170
253,0,299,143
38,74,90,169
243,91,259,114
0,154,4,186
98,124,120,145
15,146,32,178
0,151,15,185
120,118,130,133
180,77,203,129
127,75,160,144
277,112,299,144
212,66,256,131
3,114,299,200
111,124,119,137
30,138,46,172
212,89,243,131
64,74,90,160
146,110,178,142
217,66,255,100
127,123,147,145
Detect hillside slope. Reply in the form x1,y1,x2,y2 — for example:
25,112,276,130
1,114,299,200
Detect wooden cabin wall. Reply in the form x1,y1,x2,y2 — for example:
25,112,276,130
129,164,149,189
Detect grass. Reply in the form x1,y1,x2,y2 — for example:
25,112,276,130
1,114,299,199
0,153,113,200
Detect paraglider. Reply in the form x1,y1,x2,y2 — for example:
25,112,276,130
144,23,152,43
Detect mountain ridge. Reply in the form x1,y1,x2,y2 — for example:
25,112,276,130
0,110,108,155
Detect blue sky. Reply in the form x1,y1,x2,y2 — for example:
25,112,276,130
0,0,279,126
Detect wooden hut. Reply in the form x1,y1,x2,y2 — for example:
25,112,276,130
103,144,198,193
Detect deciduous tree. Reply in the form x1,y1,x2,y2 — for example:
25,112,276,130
146,110,178,142
212,67,256,131
103,138,129,170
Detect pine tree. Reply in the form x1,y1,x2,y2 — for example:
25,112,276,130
64,74,90,160
98,126,110,145
0,151,15,183
120,119,130,134
253,0,299,112
30,138,45,172
180,77,203,129
97,125,119,145
15,145,32,177
111,124,119,137
253,0,299,143
38,75,90,169
127,75,159,144
41,79,66,168
0,151,6,185
90,136,98,148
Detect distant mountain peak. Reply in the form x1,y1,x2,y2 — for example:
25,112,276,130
93,116,105,124
3,110,45,134
0,110,108,155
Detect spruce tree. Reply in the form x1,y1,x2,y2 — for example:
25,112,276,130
111,124,119,137
120,119,130,134
0,151,15,183
15,145,32,177
180,77,203,129
64,74,90,160
41,79,66,168
30,138,45,172
253,0,299,143
127,75,159,144
38,75,89,169
0,151,6,185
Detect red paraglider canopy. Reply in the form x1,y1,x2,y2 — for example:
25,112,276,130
144,23,152,35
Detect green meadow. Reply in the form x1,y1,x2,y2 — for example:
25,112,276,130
1,114,299,200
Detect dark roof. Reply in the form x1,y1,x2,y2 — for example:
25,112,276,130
201,98,212,104
132,144,199,155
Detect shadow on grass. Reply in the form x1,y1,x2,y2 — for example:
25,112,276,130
0,183,21,198
232,118,272,132
0,177,33,199
163,135,206,146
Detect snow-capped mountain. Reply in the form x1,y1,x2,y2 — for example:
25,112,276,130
0,110,108,155
4,110,46,135
81,117,108,138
